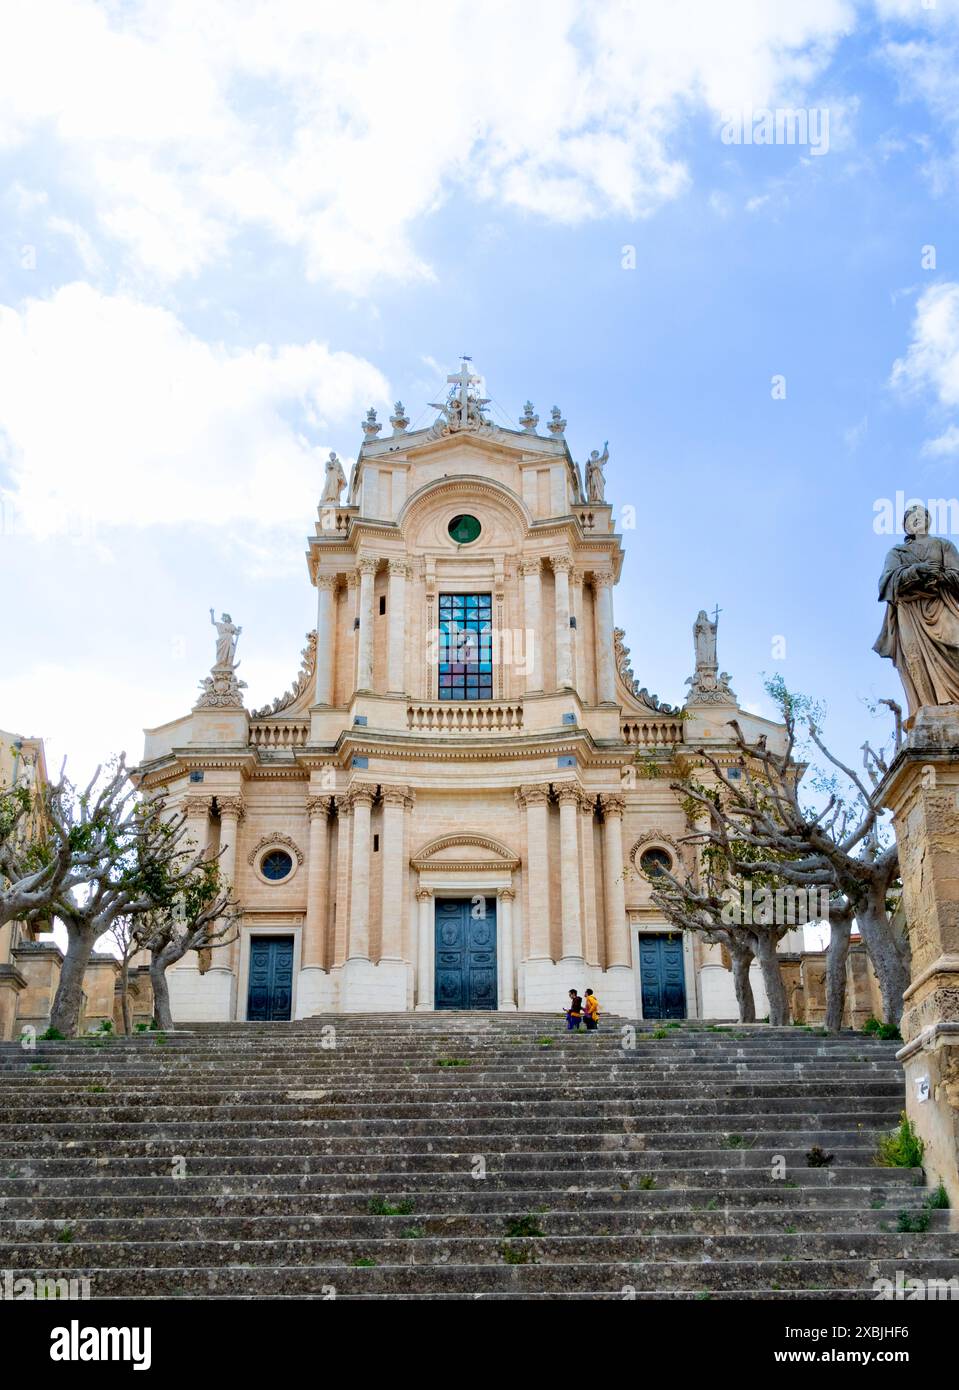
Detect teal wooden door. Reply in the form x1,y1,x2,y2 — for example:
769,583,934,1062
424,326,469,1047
434,898,497,1010
639,935,686,1019
247,936,294,1020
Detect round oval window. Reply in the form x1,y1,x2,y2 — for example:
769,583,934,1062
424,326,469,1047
639,847,672,878
261,849,293,881
448,514,481,544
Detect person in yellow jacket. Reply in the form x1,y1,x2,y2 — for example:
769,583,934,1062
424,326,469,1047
583,989,600,1031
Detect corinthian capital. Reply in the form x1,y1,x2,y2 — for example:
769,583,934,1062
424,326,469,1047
387,558,411,578
217,796,245,821
518,558,542,578
549,554,573,574
306,794,334,820
182,795,212,818
554,782,582,806
515,783,551,809
601,793,626,818
593,572,615,589
357,555,378,576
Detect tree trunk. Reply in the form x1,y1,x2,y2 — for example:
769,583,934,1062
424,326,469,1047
824,912,852,1034
855,896,910,1025
149,955,174,1030
729,941,756,1022
753,930,789,1026
119,958,132,1036
49,928,96,1036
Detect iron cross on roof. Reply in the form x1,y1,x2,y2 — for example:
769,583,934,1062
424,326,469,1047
448,357,481,417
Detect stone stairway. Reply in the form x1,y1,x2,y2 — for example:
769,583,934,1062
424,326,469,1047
0,1014,956,1299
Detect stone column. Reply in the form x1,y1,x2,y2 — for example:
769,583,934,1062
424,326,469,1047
346,571,359,700
579,793,600,966
570,568,586,696
881,709,959,1213
303,795,333,969
386,560,409,696
517,784,551,959
215,795,245,976
520,558,542,694
556,784,584,963
347,785,376,960
601,794,629,968
415,887,434,1010
551,555,573,690
355,556,377,693
332,797,353,967
314,576,338,706
182,794,212,859
498,888,517,1009
594,573,617,704
381,786,413,960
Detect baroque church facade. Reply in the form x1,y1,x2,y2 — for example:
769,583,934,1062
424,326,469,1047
136,363,786,1022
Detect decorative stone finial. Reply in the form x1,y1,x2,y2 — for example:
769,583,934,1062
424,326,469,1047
390,401,409,435
547,406,566,439
362,407,382,440
519,401,539,434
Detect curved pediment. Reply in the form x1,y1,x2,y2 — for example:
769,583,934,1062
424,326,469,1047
410,832,520,872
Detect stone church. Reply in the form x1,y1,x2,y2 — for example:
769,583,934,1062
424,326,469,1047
136,363,789,1022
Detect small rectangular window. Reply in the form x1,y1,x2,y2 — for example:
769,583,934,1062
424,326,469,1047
373,834,380,852
379,596,386,615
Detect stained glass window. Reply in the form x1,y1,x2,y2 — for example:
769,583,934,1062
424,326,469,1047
261,850,293,880
438,592,493,700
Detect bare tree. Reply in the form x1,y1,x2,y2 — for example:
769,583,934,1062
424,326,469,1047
672,679,906,1025
46,760,208,1037
108,915,142,1035
136,858,239,1030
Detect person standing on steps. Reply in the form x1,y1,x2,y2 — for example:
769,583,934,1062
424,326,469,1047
565,990,583,1031
584,988,600,1032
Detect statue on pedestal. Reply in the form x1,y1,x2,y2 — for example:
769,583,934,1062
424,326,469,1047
320,451,347,505
873,504,959,718
584,443,608,503
685,606,735,706
196,609,247,709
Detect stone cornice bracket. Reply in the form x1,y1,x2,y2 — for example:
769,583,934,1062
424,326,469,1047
515,782,551,809
306,794,334,820
416,887,434,902
549,554,573,573
600,793,626,818
382,784,416,808
518,558,542,578
217,796,246,821
246,833,304,866
182,795,213,818
357,555,379,576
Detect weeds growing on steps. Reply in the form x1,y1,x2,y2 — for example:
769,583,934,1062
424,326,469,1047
875,1113,924,1168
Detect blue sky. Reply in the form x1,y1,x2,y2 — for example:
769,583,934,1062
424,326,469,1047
2,0,959,782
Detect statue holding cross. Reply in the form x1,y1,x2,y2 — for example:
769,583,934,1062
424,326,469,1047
430,357,491,432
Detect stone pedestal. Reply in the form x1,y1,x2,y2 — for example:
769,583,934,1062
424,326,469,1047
880,707,959,1217
12,943,64,1033
80,953,121,1031
0,964,26,1040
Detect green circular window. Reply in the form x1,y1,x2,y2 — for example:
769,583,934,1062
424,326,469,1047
448,514,481,545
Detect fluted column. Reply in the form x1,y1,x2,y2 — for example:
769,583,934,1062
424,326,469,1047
520,558,542,694
182,794,212,859
579,793,600,966
517,784,551,959
346,571,359,700
381,786,413,960
386,560,409,695
601,794,629,968
556,784,584,961
347,785,375,960
355,556,377,693
594,572,617,704
570,567,586,696
498,888,516,1009
551,554,573,690
314,576,338,706
415,887,434,1010
303,795,333,969
215,796,244,974
332,796,353,967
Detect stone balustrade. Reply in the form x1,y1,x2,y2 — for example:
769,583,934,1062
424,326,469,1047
249,720,310,750
621,717,684,747
407,701,524,734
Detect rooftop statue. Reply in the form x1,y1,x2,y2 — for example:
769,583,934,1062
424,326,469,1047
210,609,242,670
320,451,347,505
584,443,608,503
874,503,959,717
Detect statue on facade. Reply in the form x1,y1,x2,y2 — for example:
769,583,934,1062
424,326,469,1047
685,604,736,706
584,443,608,503
210,610,242,669
874,504,959,717
320,451,347,504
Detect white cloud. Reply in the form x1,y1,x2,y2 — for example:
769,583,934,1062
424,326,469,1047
922,423,959,458
0,282,388,537
891,281,959,408
0,0,861,292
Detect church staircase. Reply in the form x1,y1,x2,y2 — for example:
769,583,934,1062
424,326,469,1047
0,1015,956,1298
